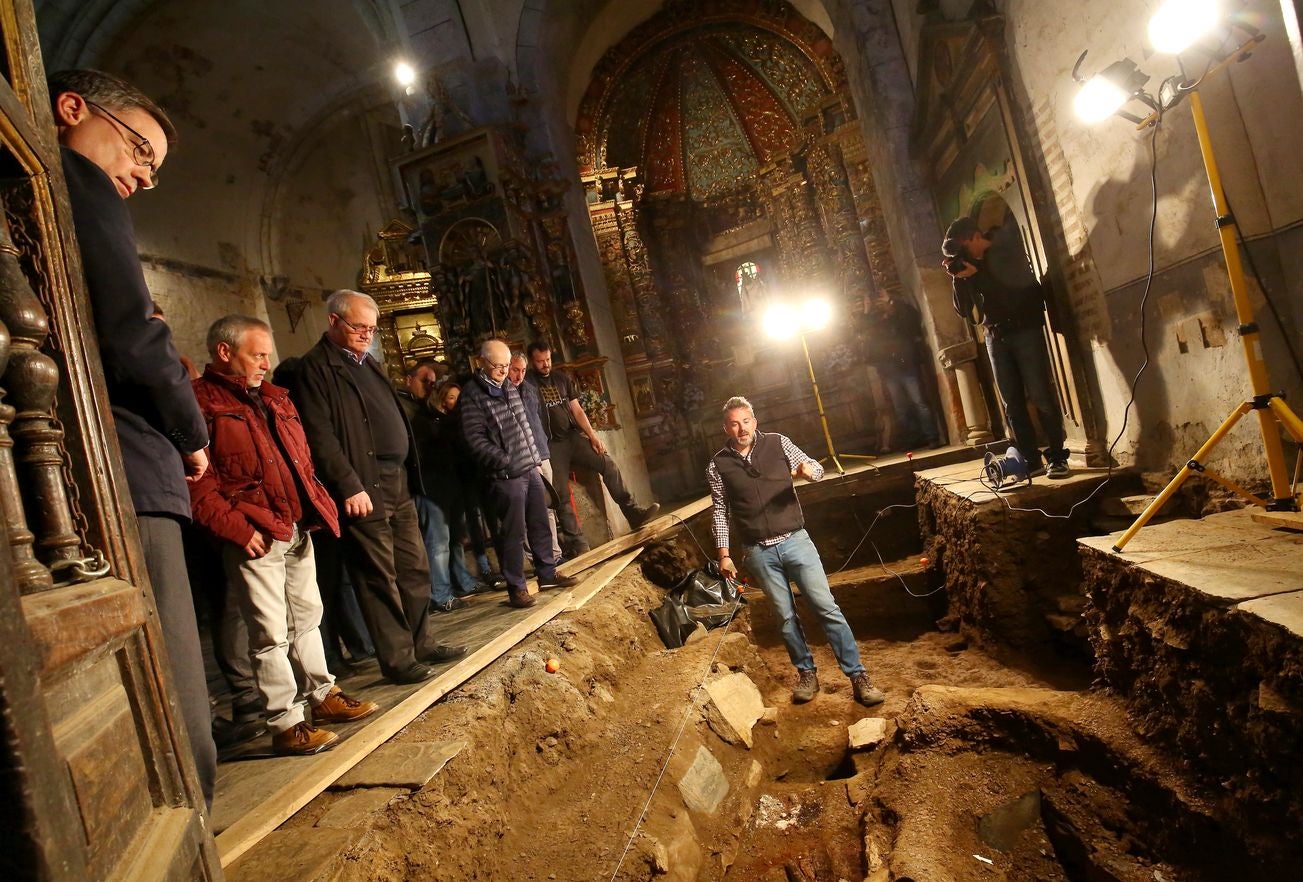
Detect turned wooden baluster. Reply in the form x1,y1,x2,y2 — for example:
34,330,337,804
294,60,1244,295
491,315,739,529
0,216,79,589
0,314,50,592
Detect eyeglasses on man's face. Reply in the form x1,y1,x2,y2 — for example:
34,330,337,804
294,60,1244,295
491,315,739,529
485,360,510,372
86,100,159,189
336,315,378,336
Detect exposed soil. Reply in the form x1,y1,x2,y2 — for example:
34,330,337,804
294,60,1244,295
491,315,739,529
279,527,1292,881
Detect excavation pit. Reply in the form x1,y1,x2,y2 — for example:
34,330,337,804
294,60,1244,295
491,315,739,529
223,462,1300,881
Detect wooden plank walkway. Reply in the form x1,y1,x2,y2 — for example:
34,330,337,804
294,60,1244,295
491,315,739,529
211,497,709,867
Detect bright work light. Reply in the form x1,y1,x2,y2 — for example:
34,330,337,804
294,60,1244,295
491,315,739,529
394,61,416,88
1074,73,1130,123
1148,0,1221,55
761,297,832,340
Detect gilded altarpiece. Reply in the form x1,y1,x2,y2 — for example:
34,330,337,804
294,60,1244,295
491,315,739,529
578,0,921,498
393,127,613,424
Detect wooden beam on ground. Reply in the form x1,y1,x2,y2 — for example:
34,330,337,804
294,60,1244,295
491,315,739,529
557,495,712,579
215,589,576,867
567,547,643,611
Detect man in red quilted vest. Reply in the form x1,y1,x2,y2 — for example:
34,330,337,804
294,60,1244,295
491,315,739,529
190,315,379,756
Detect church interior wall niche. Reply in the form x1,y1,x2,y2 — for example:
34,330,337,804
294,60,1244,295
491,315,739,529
576,0,917,500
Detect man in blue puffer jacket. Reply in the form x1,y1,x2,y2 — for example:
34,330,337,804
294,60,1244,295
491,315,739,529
459,339,578,607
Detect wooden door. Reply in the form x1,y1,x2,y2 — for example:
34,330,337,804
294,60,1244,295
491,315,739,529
0,2,222,879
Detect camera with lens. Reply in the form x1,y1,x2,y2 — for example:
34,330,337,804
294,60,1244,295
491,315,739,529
944,257,968,275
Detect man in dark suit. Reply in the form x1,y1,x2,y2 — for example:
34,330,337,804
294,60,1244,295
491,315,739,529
51,69,217,807
294,289,465,684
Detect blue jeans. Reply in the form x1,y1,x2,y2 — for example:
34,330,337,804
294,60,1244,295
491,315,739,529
878,363,939,445
986,325,1067,465
743,529,864,676
415,494,454,606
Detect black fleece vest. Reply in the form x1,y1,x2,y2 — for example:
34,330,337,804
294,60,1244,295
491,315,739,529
713,432,804,545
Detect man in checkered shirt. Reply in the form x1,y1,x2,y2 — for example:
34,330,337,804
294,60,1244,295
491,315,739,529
707,396,886,707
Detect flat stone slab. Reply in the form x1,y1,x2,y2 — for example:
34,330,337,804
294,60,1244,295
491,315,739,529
1080,509,1289,564
678,745,728,815
916,460,1112,508
226,826,363,882
315,787,406,828
1236,590,1303,637
699,672,765,748
848,717,889,750
1142,540,1303,603
1080,511,1303,605
330,740,467,790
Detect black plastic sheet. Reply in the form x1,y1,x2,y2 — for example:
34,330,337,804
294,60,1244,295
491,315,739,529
649,566,744,649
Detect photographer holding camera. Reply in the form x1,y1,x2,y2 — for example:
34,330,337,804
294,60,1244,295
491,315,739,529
942,216,1070,479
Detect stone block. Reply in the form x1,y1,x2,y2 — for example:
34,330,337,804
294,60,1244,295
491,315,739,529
678,745,728,815
331,740,466,790
315,787,406,828
699,672,765,748
226,827,363,882
848,717,889,750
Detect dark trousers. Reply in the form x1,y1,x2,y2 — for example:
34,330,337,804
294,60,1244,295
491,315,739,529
487,469,558,592
548,431,636,541
986,325,1068,465
140,515,217,811
313,531,375,668
340,463,435,677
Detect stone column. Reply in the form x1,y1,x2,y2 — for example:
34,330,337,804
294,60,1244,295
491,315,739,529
939,340,994,446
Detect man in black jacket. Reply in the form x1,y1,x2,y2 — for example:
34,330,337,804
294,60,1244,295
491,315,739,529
52,69,217,807
294,290,464,684
943,216,1070,478
709,397,885,708
460,339,577,608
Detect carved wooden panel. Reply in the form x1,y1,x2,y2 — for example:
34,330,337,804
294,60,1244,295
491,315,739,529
0,1,222,879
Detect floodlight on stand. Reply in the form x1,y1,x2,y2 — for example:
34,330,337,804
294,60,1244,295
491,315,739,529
1071,55,1157,125
1070,25,1303,551
1149,0,1221,55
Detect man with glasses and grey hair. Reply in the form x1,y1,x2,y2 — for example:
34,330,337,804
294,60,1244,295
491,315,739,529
708,396,886,707
294,290,465,685
52,68,216,806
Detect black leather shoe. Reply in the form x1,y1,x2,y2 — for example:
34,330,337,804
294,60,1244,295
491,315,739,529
387,662,436,685
421,643,468,663
538,573,580,589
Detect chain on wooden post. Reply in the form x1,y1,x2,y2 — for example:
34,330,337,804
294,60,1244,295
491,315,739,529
2,177,109,584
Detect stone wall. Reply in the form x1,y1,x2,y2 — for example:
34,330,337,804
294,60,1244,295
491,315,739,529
915,462,1139,663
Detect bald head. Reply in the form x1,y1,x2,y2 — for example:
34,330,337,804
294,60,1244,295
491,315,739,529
479,339,511,386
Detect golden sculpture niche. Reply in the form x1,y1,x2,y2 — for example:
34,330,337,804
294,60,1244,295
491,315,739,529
359,219,446,384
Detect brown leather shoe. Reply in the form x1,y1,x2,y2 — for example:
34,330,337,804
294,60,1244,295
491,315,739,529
313,686,380,724
508,589,537,608
271,721,339,755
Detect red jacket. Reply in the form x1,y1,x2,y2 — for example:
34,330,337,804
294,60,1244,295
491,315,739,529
189,366,340,547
